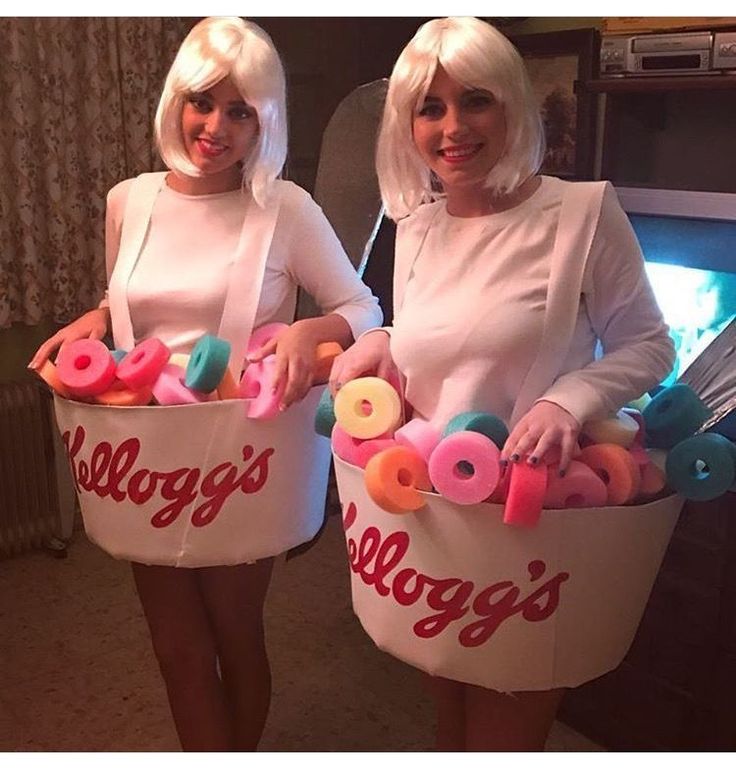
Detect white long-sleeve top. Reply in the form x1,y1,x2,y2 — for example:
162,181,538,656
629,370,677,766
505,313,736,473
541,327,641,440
388,176,675,430
101,177,382,354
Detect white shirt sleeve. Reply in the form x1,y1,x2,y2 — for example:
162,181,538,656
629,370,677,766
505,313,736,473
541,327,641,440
538,184,676,423
281,186,383,338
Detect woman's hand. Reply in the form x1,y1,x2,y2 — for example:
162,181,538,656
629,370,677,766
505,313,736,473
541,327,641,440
328,329,394,398
501,400,581,475
28,307,110,370
247,320,323,410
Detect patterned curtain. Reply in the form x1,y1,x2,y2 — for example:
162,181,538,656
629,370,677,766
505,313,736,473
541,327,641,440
0,17,192,328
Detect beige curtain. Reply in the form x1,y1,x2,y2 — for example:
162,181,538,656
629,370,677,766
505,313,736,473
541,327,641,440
0,17,192,328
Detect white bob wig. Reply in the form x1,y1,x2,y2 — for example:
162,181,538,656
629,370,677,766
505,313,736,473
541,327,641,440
155,16,287,207
377,17,545,221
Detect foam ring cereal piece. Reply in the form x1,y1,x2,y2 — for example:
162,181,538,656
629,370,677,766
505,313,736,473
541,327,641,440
94,383,153,407
168,353,190,370
355,438,397,469
315,388,337,438
111,349,127,364
628,393,652,412
246,356,285,420
629,444,650,467
334,376,402,440
543,460,608,509
247,322,288,356
216,368,240,400
185,335,231,393
639,461,667,498
443,411,509,449
643,383,712,449
428,431,501,505
503,461,548,527
313,341,344,384
364,446,431,514
395,418,441,461
239,366,261,399
576,443,641,505
152,364,211,405
56,339,116,397
486,464,511,504
665,433,736,502
582,409,640,448
117,338,170,390
332,426,396,468
33,360,73,398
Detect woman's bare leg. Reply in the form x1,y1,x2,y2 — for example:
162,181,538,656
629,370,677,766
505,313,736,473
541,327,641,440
198,558,275,751
464,684,565,751
131,562,233,751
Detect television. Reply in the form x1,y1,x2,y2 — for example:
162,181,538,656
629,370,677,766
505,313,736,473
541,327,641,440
616,186,736,384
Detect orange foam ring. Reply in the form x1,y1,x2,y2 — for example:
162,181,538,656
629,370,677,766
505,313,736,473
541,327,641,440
33,360,72,398
576,443,641,505
503,461,548,527
216,368,240,400
639,460,667,497
313,341,344,385
364,446,431,514
94,380,154,406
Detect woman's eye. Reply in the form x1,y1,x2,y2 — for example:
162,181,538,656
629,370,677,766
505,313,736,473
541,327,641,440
187,94,211,112
465,93,494,110
228,105,254,121
417,102,443,118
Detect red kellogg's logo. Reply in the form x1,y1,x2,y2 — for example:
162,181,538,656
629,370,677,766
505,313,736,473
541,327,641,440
342,502,569,648
63,425,273,528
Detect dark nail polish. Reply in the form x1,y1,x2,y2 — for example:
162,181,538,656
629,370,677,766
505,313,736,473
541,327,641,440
500,459,508,468
510,453,520,462
559,469,566,478
529,456,538,465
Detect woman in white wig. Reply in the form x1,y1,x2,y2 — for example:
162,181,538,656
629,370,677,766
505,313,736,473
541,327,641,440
330,16,674,751
31,17,381,751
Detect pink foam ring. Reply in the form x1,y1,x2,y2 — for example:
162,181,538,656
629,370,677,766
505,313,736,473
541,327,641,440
354,438,397,469
394,418,441,462
428,430,500,505
117,338,170,390
486,464,511,504
56,339,116,397
238,364,261,399
151,364,211,406
503,461,548,528
639,460,667,498
246,355,286,420
331,424,363,466
543,460,608,509
541,440,582,467
629,443,650,467
246,322,288,357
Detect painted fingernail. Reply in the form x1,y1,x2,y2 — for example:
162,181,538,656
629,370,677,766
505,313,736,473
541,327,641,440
500,458,508,468
529,456,538,465
559,469,567,478
510,453,520,463
279,403,286,412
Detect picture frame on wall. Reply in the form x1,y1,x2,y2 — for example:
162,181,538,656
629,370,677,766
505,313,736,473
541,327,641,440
509,28,600,180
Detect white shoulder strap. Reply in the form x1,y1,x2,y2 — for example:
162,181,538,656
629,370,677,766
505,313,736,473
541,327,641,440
510,181,608,427
106,173,282,377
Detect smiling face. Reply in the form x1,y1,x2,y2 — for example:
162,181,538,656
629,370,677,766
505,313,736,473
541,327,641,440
178,75,259,192
412,65,507,212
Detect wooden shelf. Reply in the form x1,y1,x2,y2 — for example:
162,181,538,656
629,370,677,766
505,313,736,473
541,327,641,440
581,74,736,93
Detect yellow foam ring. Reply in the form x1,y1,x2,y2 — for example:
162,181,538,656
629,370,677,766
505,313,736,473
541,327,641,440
364,446,431,514
216,368,240,400
628,393,652,412
168,353,190,370
582,409,640,448
35,360,72,398
333,376,402,439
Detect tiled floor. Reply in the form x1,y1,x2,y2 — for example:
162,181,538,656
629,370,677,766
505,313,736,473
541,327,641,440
0,509,604,752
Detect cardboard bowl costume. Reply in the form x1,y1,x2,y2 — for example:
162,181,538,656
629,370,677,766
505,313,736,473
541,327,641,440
53,173,331,567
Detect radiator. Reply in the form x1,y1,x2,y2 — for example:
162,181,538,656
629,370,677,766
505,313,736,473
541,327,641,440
0,380,63,557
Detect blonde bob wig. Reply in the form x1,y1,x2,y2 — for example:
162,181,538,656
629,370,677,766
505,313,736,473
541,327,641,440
376,17,545,221
155,16,287,207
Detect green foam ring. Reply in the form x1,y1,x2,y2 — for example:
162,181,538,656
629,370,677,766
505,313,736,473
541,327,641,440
315,387,336,438
643,383,712,449
185,334,231,393
665,432,736,501
442,411,508,450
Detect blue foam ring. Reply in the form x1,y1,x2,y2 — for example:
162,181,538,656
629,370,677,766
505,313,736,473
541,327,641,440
185,335,231,393
643,383,712,449
111,349,128,364
665,433,736,502
442,411,508,450
315,387,336,438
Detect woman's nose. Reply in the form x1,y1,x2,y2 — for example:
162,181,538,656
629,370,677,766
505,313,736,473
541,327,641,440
443,106,468,137
205,109,226,137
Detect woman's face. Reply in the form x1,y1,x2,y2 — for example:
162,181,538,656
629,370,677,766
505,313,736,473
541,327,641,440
412,66,507,201
181,75,259,181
